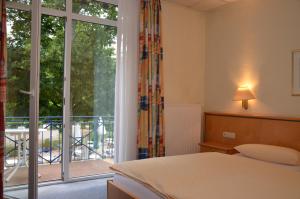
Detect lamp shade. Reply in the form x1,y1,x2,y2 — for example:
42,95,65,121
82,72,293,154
233,87,256,101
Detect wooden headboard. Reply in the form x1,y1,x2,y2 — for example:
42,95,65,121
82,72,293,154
203,112,300,151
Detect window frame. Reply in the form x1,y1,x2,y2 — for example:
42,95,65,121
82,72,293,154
7,0,118,26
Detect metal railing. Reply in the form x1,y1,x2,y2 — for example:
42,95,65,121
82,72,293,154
4,116,114,168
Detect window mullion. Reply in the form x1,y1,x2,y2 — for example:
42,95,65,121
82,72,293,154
41,7,66,17
28,0,41,198
96,0,119,6
62,0,72,182
6,1,31,11
71,13,117,27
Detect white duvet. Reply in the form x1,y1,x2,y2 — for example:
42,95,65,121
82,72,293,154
111,152,300,199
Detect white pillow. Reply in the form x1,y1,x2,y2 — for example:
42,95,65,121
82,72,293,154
234,144,300,166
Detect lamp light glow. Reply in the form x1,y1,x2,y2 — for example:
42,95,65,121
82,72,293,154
233,86,256,110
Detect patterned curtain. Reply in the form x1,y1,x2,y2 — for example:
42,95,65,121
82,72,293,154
0,0,6,196
137,0,165,159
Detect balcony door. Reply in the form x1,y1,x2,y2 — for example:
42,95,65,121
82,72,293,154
4,1,41,198
4,0,118,199
68,0,117,178
4,2,65,198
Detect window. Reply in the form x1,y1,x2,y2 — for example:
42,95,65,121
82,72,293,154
4,0,118,192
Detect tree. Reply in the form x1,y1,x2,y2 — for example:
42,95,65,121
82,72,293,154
6,0,118,119
6,9,31,117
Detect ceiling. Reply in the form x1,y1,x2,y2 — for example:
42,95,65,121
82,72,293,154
168,0,238,11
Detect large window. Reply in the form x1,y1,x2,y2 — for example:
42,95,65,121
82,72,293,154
4,0,118,193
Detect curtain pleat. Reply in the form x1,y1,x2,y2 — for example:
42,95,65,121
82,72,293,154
137,0,164,159
114,0,140,163
0,0,6,196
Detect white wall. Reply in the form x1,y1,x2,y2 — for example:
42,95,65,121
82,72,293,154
161,1,206,155
204,0,300,117
162,1,206,105
162,0,300,156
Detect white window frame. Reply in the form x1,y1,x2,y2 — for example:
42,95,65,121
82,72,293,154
5,0,119,198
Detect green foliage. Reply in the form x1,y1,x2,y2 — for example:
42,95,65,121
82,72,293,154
6,9,31,116
73,0,118,21
71,21,117,116
40,15,65,116
6,1,118,118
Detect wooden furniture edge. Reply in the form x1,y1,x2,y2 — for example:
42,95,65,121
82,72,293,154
204,112,300,122
202,112,300,151
107,180,138,199
199,142,235,150
199,142,238,154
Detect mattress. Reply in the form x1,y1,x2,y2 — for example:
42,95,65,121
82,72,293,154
111,152,300,199
113,173,163,199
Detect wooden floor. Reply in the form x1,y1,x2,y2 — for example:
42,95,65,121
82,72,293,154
5,159,113,187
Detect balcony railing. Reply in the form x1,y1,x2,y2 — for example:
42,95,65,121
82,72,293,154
4,116,114,168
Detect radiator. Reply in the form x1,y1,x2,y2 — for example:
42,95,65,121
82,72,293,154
165,104,202,156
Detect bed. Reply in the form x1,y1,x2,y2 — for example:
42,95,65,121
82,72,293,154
107,113,300,199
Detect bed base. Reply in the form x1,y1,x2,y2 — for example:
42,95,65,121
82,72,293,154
107,180,138,199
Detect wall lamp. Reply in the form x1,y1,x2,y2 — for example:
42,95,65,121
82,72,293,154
233,86,256,110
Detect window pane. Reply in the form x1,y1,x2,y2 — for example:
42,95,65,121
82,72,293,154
5,8,31,189
38,14,65,182
72,0,118,21
42,0,65,11
70,20,117,178
7,0,31,5
6,8,31,119
40,15,64,117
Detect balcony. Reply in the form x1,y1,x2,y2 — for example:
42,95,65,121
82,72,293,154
4,116,114,187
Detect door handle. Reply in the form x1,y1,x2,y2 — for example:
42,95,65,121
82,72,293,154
19,90,34,96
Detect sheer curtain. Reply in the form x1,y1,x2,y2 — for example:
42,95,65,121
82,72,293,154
114,0,140,163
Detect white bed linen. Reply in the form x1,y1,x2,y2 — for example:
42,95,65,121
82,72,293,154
113,173,163,199
114,154,300,199
112,152,300,199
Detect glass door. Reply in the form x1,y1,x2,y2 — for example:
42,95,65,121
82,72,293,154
5,0,66,191
4,4,32,197
68,0,118,179
69,20,117,178
4,0,118,197
4,0,40,198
